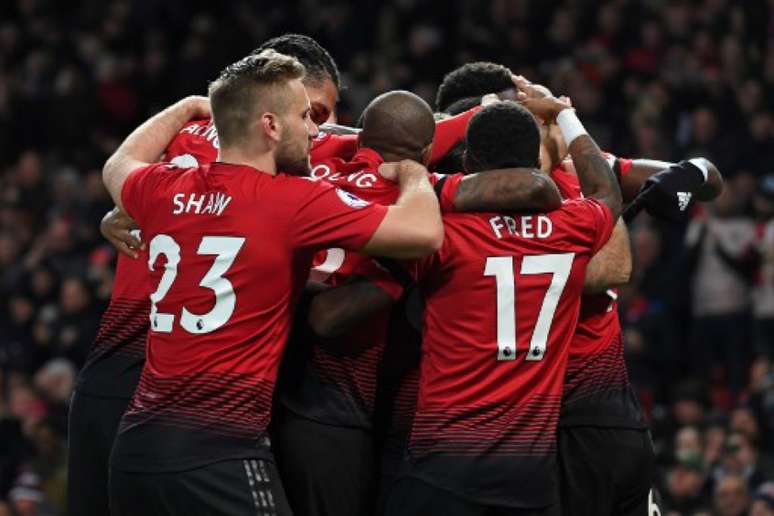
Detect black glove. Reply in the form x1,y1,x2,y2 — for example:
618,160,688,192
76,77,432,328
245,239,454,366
634,160,706,222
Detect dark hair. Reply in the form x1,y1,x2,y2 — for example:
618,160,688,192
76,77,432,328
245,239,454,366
465,101,540,172
436,62,514,113
445,96,482,116
254,33,340,90
209,50,305,146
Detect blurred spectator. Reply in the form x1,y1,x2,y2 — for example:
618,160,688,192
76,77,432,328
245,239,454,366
685,182,757,395
751,482,774,516
714,432,774,492
713,474,751,516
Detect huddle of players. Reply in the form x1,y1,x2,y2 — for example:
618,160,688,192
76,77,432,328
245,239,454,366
68,34,724,516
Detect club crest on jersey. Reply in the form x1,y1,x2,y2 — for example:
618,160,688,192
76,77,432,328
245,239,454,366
335,188,370,209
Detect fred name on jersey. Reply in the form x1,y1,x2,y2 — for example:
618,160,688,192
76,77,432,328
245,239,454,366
172,192,232,216
489,214,553,240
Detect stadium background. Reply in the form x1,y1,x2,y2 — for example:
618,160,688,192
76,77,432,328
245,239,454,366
0,0,772,514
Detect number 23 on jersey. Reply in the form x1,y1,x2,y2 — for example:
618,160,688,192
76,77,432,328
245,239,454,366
147,234,246,335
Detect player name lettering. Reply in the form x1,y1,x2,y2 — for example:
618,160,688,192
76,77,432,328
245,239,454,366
179,122,220,150
310,164,378,188
489,215,553,240
172,192,232,216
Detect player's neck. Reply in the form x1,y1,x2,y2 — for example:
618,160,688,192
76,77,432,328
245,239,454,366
217,148,277,175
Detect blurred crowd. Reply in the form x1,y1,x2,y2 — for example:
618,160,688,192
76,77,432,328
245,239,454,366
0,0,772,514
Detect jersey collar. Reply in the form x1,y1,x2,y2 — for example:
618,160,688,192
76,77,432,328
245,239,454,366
351,147,385,168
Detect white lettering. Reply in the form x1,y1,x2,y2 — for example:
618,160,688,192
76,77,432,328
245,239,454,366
181,124,199,135
504,216,517,236
201,195,215,214
521,216,534,238
213,193,232,216
310,164,331,180
186,194,205,214
489,216,505,239
172,193,185,214
537,216,553,238
172,192,233,216
355,173,377,188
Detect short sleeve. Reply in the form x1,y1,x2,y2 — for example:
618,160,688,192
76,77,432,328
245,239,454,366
430,107,480,165
560,198,615,254
291,179,388,251
121,163,171,225
310,133,358,162
429,172,464,213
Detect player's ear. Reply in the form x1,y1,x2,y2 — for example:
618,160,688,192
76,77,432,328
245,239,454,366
261,112,282,144
420,143,433,166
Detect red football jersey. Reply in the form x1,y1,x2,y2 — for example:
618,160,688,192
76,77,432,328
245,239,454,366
277,148,462,428
407,198,614,508
549,160,645,428
110,162,387,472
166,105,479,170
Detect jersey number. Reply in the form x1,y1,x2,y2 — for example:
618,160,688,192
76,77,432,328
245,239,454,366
147,235,246,334
483,253,574,361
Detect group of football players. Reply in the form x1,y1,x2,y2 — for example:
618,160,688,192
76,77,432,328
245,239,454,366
67,34,724,516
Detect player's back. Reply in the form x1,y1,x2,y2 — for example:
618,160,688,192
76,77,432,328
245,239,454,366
407,198,613,508
111,161,386,473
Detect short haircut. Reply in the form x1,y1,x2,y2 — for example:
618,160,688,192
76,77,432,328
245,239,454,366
254,33,340,89
360,90,435,163
444,96,482,116
436,62,514,113
208,50,306,147
465,101,540,171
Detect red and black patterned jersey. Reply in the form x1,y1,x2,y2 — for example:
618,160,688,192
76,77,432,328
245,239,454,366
75,119,218,399
549,163,646,429
406,198,614,508
110,161,387,473
277,148,462,429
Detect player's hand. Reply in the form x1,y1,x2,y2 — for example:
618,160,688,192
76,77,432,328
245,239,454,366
512,75,554,100
520,95,572,124
378,159,428,182
635,160,707,221
182,95,211,119
101,207,143,259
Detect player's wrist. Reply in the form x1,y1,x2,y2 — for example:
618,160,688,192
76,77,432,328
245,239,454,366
556,109,587,146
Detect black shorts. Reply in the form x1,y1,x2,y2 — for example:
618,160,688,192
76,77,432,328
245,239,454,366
68,389,131,516
109,458,292,516
272,408,376,516
557,426,656,516
385,476,557,516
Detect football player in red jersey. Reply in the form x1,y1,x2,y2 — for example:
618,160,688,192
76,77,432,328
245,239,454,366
430,64,723,516
100,51,444,515
383,94,624,515
104,88,563,516
67,33,347,516
268,90,564,516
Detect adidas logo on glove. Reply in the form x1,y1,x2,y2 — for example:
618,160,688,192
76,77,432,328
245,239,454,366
677,191,692,211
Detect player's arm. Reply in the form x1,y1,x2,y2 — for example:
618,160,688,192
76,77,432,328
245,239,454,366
102,96,210,210
518,87,621,218
362,160,443,259
308,280,397,337
621,158,723,203
449,169,562,212
583,219,632,293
